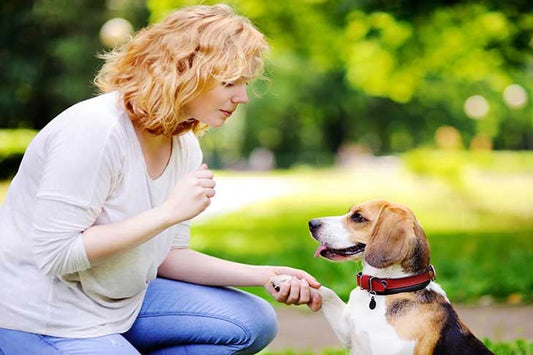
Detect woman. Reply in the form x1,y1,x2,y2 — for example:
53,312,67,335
0,4,321,354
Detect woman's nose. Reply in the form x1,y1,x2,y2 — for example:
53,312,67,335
231,84,249,104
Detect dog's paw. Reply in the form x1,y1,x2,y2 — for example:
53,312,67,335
270,275,294,292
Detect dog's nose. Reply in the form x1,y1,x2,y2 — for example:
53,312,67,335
308,219,322,231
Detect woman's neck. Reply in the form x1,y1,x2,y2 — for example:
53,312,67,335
133,124,173,179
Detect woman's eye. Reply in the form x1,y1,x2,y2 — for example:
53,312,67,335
222,80,249,87
351,212,367,223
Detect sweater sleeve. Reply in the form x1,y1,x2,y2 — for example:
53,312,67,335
31,120,121,277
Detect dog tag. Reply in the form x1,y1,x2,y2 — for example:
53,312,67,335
369,296,376,310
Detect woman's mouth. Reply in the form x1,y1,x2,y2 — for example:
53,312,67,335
220,110,233,117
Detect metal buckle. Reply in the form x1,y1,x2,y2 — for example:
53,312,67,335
368,276,375,293
428,265,436,281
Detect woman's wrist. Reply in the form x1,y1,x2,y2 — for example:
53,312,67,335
156,203,185,228
254,265,277,287
154,203,179,229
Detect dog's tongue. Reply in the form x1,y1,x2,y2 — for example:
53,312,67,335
314,245,327,258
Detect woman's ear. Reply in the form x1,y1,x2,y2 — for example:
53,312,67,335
364,206,412,269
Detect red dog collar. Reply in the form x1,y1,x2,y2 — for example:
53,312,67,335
356,265,436,295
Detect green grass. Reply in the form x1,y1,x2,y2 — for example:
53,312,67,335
1,151,532,303
260,339,533,354
191,157,533,304
1,151,531,351
192,198,532,303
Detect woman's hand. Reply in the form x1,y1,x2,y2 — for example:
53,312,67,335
262,266,322,312
162,163,215,225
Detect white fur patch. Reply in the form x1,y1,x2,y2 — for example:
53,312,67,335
347,288,416,354
314,215,353,249
427,281,450,303
362,263,410,279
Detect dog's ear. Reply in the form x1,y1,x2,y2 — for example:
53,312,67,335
401,219,430,273
364,205,413,269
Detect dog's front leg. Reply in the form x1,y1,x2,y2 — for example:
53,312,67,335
318,286,352,349
270,276,352,348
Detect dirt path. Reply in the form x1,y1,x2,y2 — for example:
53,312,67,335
267,304,533,352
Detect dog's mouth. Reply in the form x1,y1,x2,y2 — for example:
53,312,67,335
314,243,366,259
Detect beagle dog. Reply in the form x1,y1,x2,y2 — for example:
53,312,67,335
273,200,492,354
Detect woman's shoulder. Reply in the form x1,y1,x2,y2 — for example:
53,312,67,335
27,92,131,165
58,92,124,129
40,92,128,143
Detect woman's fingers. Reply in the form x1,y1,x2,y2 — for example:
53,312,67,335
307,290,322,312
285,279,301,304
275,279,291,302
196,168,214,179
199,178,216,189
291,270,320,289
269,276,316,306
205,188,216,198
298,279,311,304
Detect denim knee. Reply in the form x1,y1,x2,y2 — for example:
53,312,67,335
236,295,278,354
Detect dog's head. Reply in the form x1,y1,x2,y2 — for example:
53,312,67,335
309,200,430,273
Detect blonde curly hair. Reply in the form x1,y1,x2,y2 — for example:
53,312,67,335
95,4,268,136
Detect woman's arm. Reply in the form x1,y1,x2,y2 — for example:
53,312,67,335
83,164,215,265
158,248,323,311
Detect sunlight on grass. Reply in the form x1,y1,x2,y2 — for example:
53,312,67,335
1,152,531,303
199,162,533,234
0,181,9,204
192,158,533,303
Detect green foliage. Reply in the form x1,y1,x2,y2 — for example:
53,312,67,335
0,0,149,130
0,129,38,179
2,1,531,166
0,129,37,155
147,0,532,167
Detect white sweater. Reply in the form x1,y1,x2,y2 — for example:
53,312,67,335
0,92,202,337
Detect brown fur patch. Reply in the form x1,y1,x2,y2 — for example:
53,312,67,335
386,290,449,354
364,205,412,268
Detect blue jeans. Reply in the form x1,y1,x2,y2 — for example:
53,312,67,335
0,278,278,354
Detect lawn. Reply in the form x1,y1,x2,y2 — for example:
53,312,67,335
259,339,533,355
1,151,532,353
191,153,533,304
1,152,531,303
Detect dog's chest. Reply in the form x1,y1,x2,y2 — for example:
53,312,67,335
347,288,415,354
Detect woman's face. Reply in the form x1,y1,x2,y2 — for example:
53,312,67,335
183,80,249,127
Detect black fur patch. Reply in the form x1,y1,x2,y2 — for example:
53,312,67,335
419,289,439,303
433,303,493,354
386,298,412,318
402,238,429,274
386,290,438,319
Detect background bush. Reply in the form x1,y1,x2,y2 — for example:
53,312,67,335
0,129,37,179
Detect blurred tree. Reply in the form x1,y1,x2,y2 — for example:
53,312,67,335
0,0,148,129
2,0,530,167
149,0,532,168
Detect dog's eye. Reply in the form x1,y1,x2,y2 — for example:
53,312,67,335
351,212,367,223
